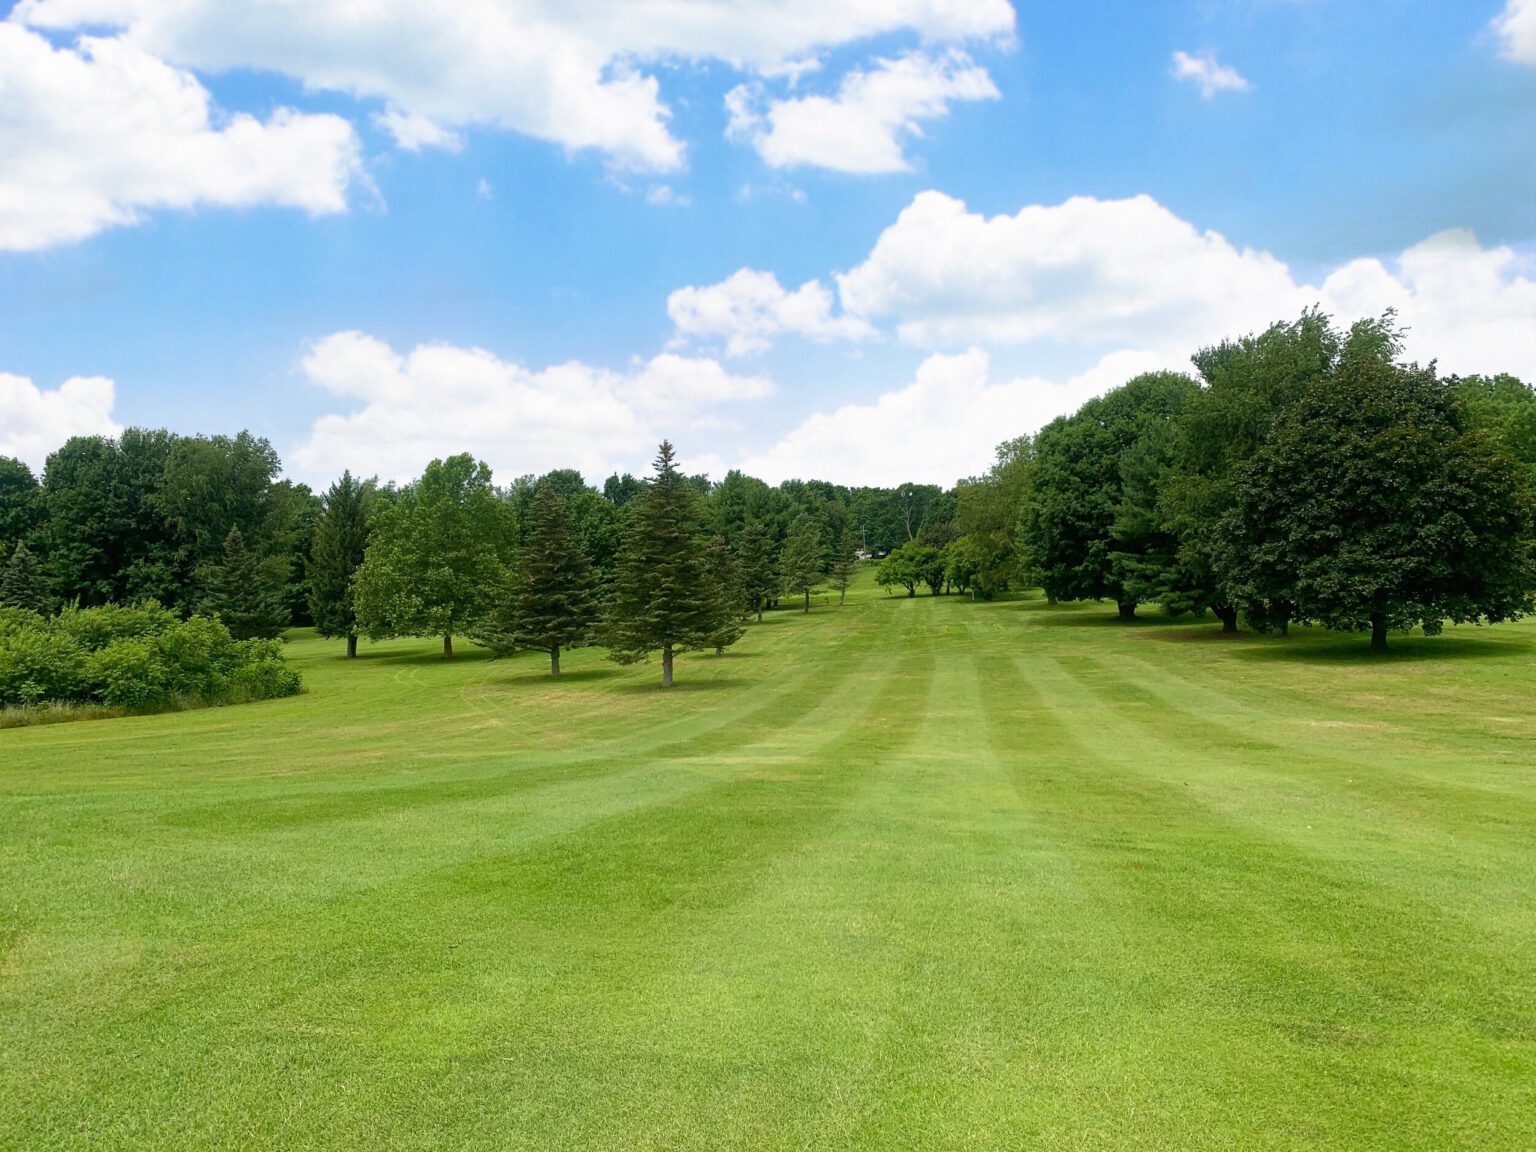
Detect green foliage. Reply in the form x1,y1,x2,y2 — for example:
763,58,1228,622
201,528,290,641
352,454,512,656
2,541,49,613
738,520,779,620
0,456,42,557
0,605,300,710
1215,318,1536,649
876,540,942,597
778,514,825,611
603,442,721,683
829,528,859,604
474,483,600,674
703,536,747,653
306,471,375,650
1452,373,1536,475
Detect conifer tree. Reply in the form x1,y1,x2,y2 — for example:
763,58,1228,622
829,527,859,605
1,541,48,614
738,520,778,622
307,471,374,657
478,483,600,677
603,441,719,687
202,528,289,640
779,513,825,613
703,535,746,655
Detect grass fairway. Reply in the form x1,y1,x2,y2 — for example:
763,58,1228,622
2,574,1534,1150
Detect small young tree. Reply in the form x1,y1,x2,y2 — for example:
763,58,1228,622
604,441,722,687
876,545,921,597
703,536,746,655
738,521,778,622
353,455,511,659
307,471,375,657
477,483,600,677
1,541,48,614
829,527,859,605
1215,318,1536,651
202,528,289,640
779,514,825,613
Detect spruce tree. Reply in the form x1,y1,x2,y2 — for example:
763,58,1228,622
739,521,778,622
1,541,48,614
202,528,289,640
479,483,600,677
779,513,825,613
829,527,859,605
307,471,374,658
703,536,746,655
603,441,717,687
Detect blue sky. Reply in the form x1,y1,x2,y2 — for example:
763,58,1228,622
2,0,1533,487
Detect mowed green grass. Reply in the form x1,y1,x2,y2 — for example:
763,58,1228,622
2,571,1534,1150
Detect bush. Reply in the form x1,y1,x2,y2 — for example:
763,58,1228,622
86,637,172,708
0,626,87,706
55,601,179,651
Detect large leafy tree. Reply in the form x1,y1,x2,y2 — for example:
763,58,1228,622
1214,318,1536,651
738,521,778,621
307,471,375,658
604,441,721,687
778,513,825,613
201,528,289,640
1021,372,1197,618
2,542,49,613
476,482,600,677
1451,373,1536,475
353,454,512,659
0,457,42,558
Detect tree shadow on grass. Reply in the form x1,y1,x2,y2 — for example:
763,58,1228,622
610,676,751,696
1232,631,1533,665
346,647,497,667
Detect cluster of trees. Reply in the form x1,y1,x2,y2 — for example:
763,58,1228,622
0,602,300,712
1014,310,1536,650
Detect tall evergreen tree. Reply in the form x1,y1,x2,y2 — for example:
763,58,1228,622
1,541,49,614
307,471,375,658
738,521,778,622
703,535,746,655
778,513,825,613
202,528,289,640
477,483,600,677
603,441,720,687
829,527,859,605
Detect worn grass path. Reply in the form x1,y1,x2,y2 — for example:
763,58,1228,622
2,576,1533,1149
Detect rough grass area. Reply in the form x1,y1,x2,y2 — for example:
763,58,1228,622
2,572,1533,1149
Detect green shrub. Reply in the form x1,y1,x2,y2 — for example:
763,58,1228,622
55,602,179,651
0,626,87,706
86,637,172,708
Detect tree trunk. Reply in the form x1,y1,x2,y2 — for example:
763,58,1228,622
756,604,763,623
1215,606,1238,633
1370,613,1388,653
715,645,724,656
550,645,560,678
661,644,674,687
803,588,810,613
443,633,454,660
346,633,358,659
839,587,846,605
1117,601,1137,621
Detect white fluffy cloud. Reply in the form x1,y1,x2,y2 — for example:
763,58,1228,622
0,24,360,251
15,0,1015,173
1493,0,1536,64
291,331,772,485
0,372,122,469
726,50,1000,173
667,269,877,357
1170,49,1251,98
739,348,1177,487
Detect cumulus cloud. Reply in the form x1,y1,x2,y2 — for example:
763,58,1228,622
739,348,1178,487
0,372,122,469
1492,0,1536,64
726,50,1000,173
667,269,877,357
1170,50,1251,98
15,0,1015,173
291,332,772,485
0,24,360,251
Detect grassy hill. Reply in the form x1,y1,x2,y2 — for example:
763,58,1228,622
3,572,1533,1149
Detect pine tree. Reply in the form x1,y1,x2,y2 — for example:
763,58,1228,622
603,441,717,687
738,520,778,622
478,483,600,677
703,536,746,655
779,513,825,613
1,541,48,614
306,471,374,657
829,527,859,605
202,528,289,640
